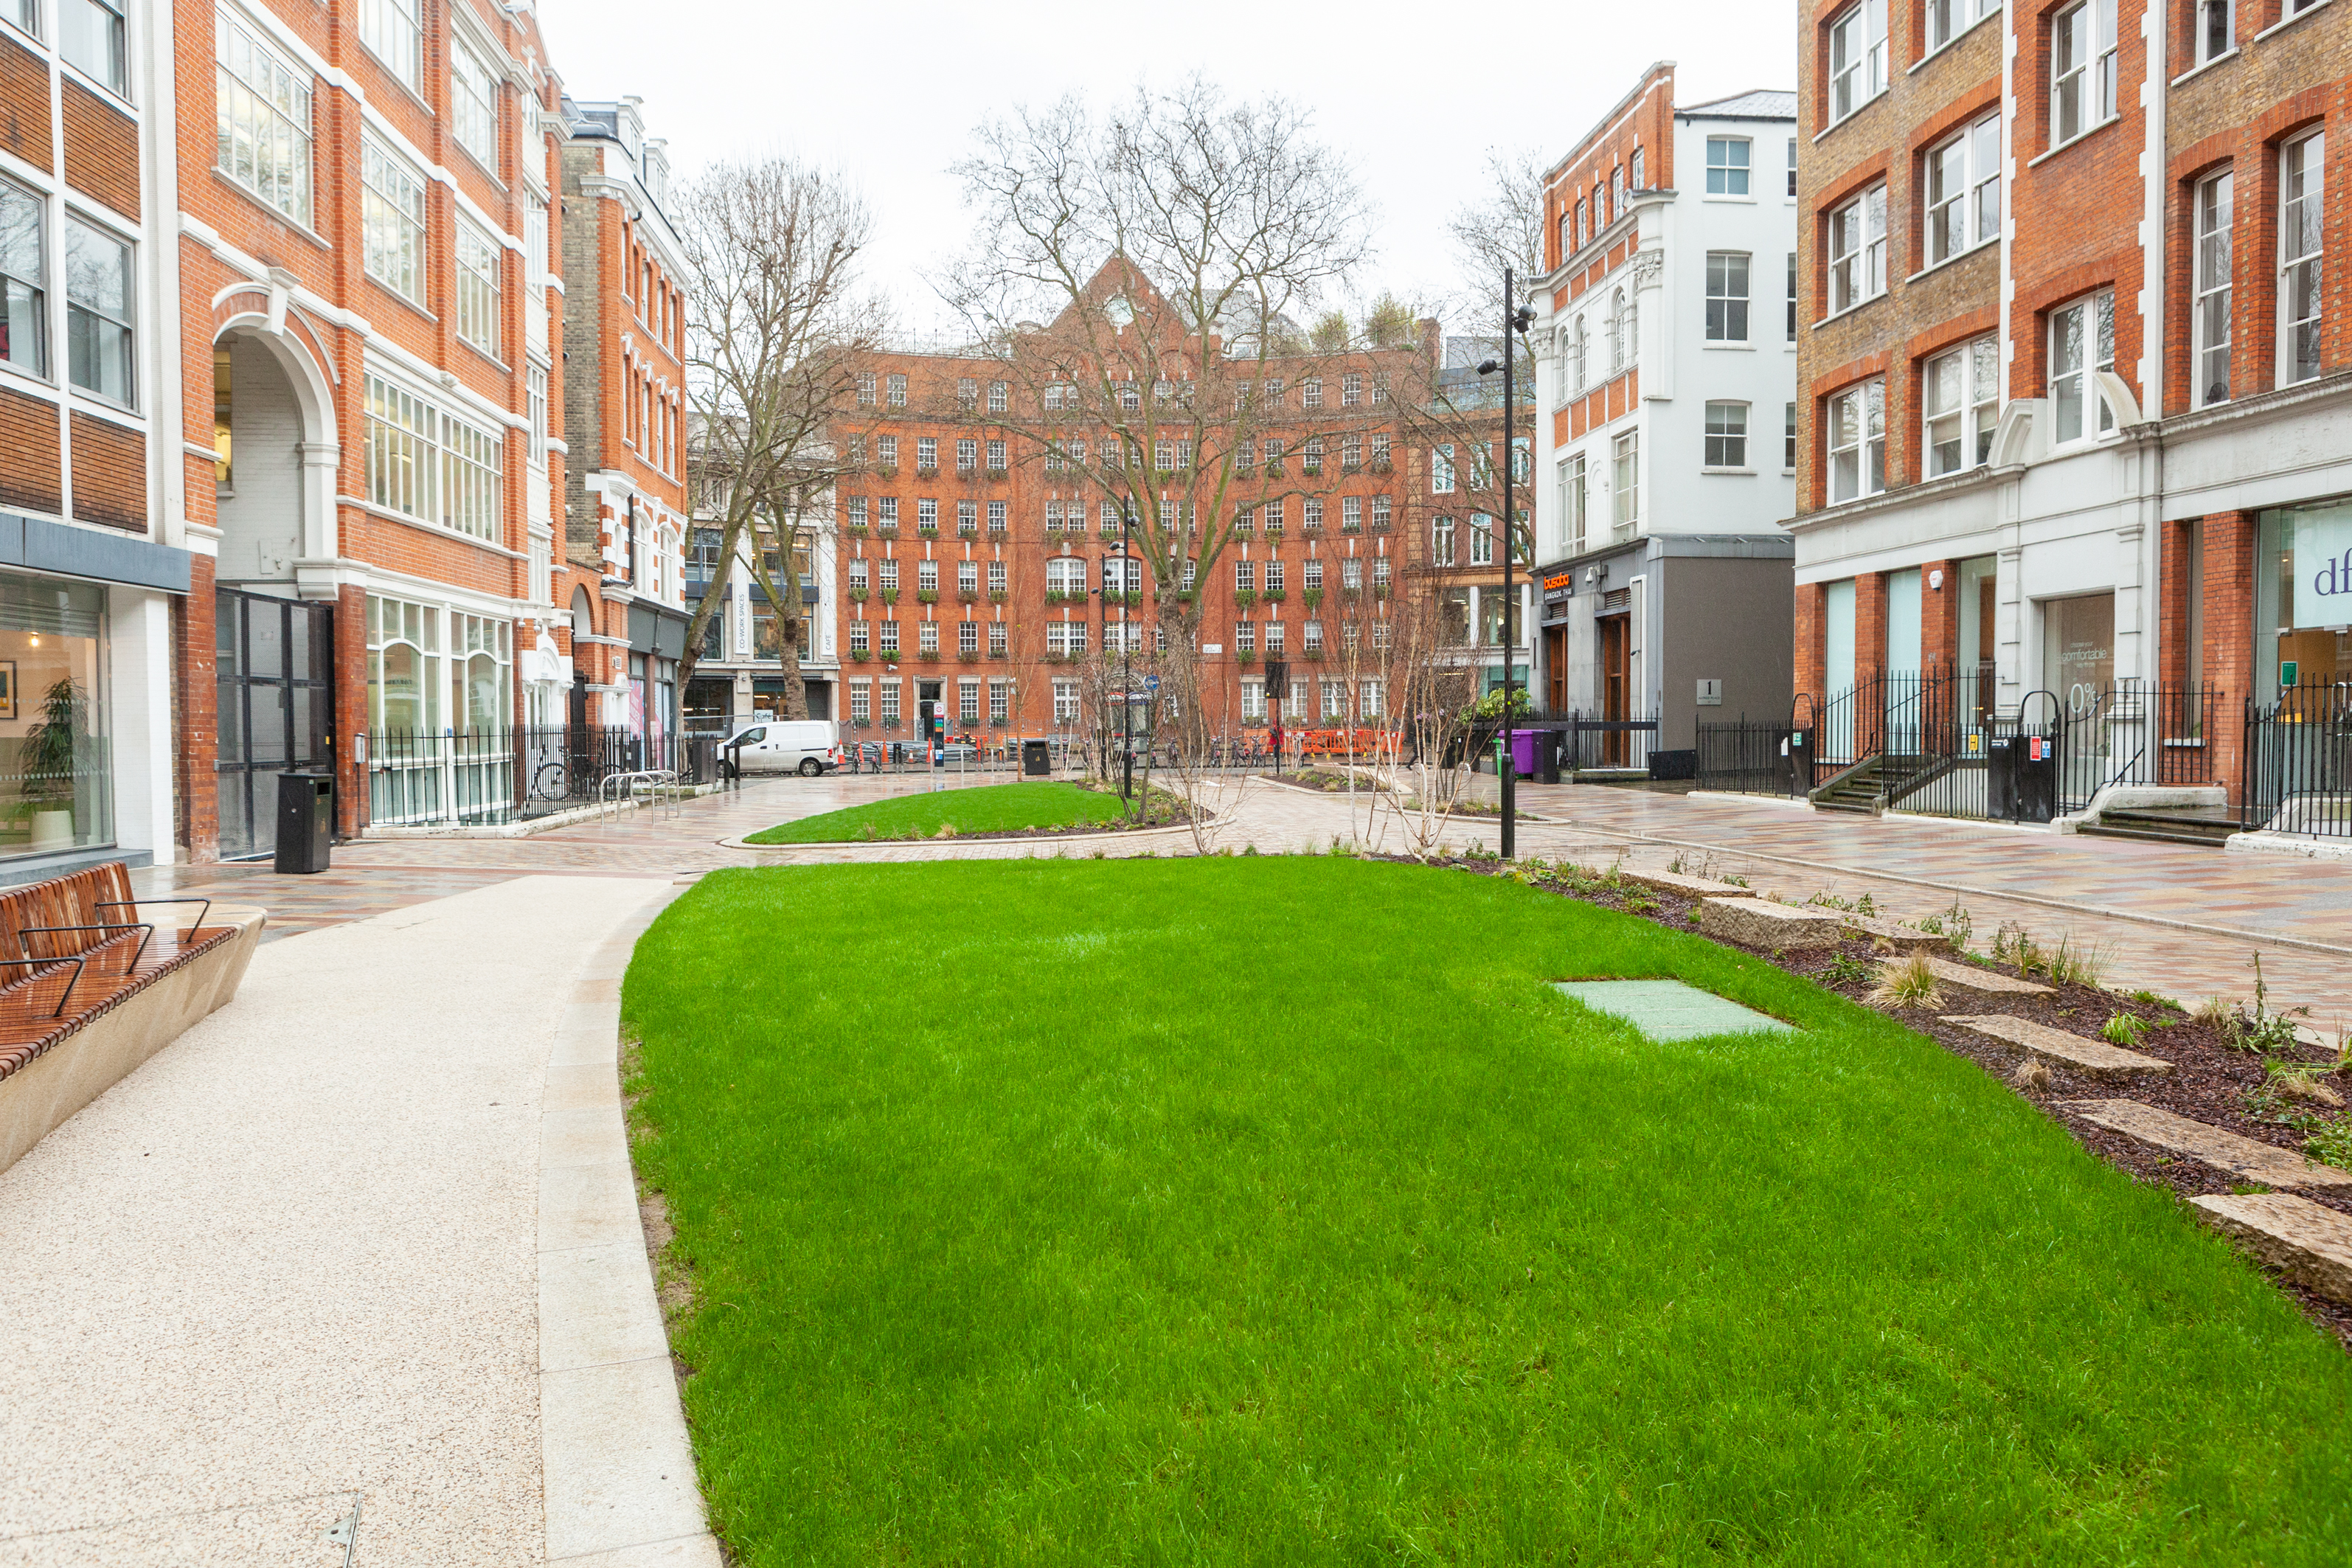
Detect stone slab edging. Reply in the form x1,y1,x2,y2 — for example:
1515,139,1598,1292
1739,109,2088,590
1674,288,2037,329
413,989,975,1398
2193,1192,2352,1304
538,885,723,1568
715,819,1205,856
1546,820,2352,962
2227,831,2352,865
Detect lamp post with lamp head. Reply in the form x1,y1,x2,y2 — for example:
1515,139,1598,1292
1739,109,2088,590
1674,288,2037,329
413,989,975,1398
1477,273,1538,858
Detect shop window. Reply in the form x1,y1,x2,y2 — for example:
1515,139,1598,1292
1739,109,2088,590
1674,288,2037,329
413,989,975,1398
0,574,111,857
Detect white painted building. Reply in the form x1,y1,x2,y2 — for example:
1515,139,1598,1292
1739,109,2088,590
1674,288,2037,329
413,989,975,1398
1528,72,1798,771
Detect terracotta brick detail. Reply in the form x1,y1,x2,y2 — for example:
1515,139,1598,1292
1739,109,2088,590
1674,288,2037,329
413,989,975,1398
176,553,218,861
1921,558,1961,668
66,412,145,531
1855,571,1888,673
0,386,61,516
2199,510,2258,806
61,78,138,222
1794,579,1825,699
0,33,49,165
335,584,367,839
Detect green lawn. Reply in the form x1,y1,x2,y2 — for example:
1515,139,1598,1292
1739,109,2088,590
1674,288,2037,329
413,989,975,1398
622,858,2352,1565
742,780,1127,843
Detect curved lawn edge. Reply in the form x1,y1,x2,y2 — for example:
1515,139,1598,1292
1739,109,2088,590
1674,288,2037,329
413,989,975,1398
737,780,1196,847
717,817,1208,854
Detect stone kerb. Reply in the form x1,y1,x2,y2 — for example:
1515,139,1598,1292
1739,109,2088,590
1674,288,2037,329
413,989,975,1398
1699,897,1842,949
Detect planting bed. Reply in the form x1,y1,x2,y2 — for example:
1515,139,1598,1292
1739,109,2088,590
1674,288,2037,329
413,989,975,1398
743,780,1193,844
1428,852,2352,1349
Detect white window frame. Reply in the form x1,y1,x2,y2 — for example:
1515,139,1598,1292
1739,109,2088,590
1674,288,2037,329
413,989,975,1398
449,30,499,169
364,371,504,540
1926,0,1997,53
361,133,426,304
1926,114,2000,266
2050,0,2117,150
1610,430,1639,536
1704,401,1749,470
2193,173,2232,408
59,0,125,95
1827,0,1887,125
1469,515,1493,566
1828,184,1887,313
215,6,313,226
1828,379,1885,503
1705,251,1749,342
1432,443,1454,494
1922,334,1999,478
0,176,46,380
356,0,420,94
2193,0,2233,67
64,214,133,406
454,213,501,355
1559,453,1586,554
2280,131,2323,387
1706,137,1751,197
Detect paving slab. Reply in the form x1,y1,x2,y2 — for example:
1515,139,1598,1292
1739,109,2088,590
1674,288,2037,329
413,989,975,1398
1553,979,1798,1041
2192,1192,2352,1303
1945,1014,2173,1078
2058,1099,2352,1189
1699,896,1841,948
0,874,673,1568
1923,954,2052,994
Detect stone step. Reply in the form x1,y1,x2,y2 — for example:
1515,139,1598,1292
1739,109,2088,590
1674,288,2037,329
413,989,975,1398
1921,955,2052,995
1945,1014,2171,1078
1620,868,1758,901
1699,897,1841,949
2058,1099,2352,1189
2191,1192,2352,1305
1839,915,1949,952
2075,822,2230,849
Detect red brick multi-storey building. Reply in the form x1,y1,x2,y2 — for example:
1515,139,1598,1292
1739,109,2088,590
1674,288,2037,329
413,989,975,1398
558,95,690,751
0,0,189,880
178,0,572,850
833,272,1427,743
1790,0,2349,825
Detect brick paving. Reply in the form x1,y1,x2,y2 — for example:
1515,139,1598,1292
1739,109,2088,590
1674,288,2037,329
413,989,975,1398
132,770,2351,1024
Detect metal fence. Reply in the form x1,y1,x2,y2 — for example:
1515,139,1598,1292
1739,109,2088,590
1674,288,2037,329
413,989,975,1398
2243,683,2352,838
1699,673,2229,827
361,726,722,829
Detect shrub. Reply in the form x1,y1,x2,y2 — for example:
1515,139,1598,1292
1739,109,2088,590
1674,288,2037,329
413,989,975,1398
2101,1013,2148,1049
1867,954,1944,1010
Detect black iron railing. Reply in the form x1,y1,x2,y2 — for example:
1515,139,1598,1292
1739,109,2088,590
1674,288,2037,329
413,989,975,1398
361,726,717,829
2243,684,2352,838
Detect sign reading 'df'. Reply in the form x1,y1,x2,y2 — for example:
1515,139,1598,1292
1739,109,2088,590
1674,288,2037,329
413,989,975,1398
2294,502,2352,627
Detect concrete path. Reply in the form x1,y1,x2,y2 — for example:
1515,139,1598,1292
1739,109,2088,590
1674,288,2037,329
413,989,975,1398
0,875,699,1567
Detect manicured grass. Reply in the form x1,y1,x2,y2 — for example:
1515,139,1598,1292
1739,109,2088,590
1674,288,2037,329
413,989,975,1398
622,858,2352,1565
741,780,1127,843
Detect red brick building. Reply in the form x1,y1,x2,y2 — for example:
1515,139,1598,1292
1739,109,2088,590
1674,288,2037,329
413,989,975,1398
179,0,571,850
558,95,690,752
1789,0,2350,826
833,271,1427,743
0,0,190,881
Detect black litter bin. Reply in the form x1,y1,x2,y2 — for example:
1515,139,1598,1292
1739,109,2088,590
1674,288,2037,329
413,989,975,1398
1021,738,1052,777
275,772,333,873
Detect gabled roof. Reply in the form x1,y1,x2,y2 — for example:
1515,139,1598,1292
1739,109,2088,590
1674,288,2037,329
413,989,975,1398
1677,89,1797,122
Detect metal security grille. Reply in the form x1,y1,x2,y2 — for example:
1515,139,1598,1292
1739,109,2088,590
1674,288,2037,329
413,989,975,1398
215,588,334,859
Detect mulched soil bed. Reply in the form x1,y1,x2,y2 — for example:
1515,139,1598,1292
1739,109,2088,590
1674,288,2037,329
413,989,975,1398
1396,850,2352,1350
1256,773,1542,822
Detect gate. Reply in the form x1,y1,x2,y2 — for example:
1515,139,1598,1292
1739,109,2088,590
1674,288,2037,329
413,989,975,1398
215,588,335,860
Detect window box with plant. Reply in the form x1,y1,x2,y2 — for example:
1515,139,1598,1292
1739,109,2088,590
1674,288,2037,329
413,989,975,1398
957,518,976,536
874,465,899,479
1302,588,1323,612
986,466,1010,481
917,522,938,538
915,465,939,479
1236,649,1257,667
957,587,979,603
1261,589,1286,604
917,589,938,604
880,589,899,605
917,648,940,662
848,585,870,602
848,647,870,662
1046,588,1070,605
877,518,898,535
1234,589,1257,609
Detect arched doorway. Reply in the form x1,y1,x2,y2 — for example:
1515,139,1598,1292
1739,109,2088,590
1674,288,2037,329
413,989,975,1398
210,328,337,858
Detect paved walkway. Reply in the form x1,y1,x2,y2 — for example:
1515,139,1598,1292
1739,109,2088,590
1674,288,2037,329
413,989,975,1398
133,770,2352,1021
0,875,680,1566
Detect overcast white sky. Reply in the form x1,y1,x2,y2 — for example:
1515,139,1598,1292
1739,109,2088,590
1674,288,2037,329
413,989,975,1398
538,0,1794,333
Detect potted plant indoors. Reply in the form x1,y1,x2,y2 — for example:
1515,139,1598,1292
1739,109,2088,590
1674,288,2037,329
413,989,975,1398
17,676,85,851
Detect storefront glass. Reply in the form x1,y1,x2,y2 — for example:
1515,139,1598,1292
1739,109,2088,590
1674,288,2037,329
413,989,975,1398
0,572,110,858
2259,501,2352,698
2040,591,2115,715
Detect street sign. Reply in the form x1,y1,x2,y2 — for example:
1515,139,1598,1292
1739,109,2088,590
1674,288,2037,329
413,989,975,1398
1144,676,1160,692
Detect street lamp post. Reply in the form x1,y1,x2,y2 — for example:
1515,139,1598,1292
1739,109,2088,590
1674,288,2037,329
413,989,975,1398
1120,497,1134,805
1478,271,1537,859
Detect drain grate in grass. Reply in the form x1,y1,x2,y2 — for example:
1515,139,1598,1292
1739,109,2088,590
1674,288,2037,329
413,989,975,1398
1553,978,1799,1041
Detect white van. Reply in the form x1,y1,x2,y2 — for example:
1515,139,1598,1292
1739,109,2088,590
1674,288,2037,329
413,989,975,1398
724,718,838,776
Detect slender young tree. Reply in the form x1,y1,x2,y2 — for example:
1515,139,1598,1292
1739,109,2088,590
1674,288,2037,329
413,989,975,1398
675,156,886,707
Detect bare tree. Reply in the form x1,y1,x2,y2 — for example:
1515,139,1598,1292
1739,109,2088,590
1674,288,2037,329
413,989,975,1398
939,79,1412,805
676,156,885,704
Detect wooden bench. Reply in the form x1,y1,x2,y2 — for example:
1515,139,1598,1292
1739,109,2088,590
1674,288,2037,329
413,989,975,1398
0,863,265,1173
